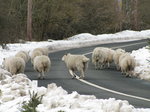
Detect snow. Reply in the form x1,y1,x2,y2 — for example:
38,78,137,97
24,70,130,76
131,47,150,80
0,30,150,112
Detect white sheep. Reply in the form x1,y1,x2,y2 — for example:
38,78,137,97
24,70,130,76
2,57,25,75
92,47,115,69
113,48,126,70
92,47,104,69
62,53,90,79
30,47,49,64
33,47,49,56
119,53,136,77
104,48,115,68
33,55,51,79
15,51,30,63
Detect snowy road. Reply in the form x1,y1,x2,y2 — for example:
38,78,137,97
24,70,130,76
25,39,150,108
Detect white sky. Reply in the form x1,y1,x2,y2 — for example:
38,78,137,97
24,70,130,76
0,30,150,112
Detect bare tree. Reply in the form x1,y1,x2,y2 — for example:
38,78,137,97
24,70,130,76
132,0,139,30
114,0,123,31
27,0,32,41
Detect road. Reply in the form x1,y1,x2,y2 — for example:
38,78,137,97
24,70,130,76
25,39,150,108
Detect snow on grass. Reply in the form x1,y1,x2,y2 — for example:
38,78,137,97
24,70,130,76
0,30,150,112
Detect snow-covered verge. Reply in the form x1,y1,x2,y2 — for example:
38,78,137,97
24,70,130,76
131,47,150,80
0,30,150,112
0,73,150,112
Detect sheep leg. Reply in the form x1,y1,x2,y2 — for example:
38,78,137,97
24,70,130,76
38,73,42,79
100,64,104,69
98,62,101,70
125,72,132,78
79,69,85,79
107,62,110,68
95,62,99,70
41,70,45,79
116,65,120,70
95,62,98,70
69,69,76,79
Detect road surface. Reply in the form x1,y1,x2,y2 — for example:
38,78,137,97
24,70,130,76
25,39,150,108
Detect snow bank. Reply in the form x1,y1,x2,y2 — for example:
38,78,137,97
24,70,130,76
131,47,150,81
0,73,149,112
0,30,150,65
68,30,150,41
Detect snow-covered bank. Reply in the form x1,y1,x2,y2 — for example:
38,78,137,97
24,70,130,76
0,30,150,112
0,73,150,112
131,47,150,80
0,30,149,65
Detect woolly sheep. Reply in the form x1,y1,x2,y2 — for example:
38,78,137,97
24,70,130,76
104,48,115,68
113,48,126,70
15,51,30,63
92,47,105,69
34,47,49,56
92,47,115,69
31,47,49,64
62,53,90,79
2,57,25,75
119,53,136,77
33,55,51,79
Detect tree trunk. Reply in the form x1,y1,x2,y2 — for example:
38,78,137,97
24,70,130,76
133,0,139,30
27,0,32,41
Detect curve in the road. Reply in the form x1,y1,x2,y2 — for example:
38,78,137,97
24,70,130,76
74,41,150,102
25,39,150,108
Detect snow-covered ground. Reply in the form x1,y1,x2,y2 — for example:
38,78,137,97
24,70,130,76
0,30,150,112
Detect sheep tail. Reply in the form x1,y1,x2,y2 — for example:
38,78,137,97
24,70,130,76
82,57,89,70
127,59,134,71
42,62,47,72
82,57,89,63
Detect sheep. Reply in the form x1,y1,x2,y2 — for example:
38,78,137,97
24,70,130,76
119,53,136,77
30,47,49,64
113,48,126,70
104,48,115,68
33,55,51,79
15,51,30,63
33,47,49,56
92,47,105,69
62,53,90,79
2,56,25,75
92,47,115,69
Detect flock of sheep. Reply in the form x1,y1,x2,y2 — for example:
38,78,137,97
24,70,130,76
2,46,136,79
92,47,136,77
2,47,51,79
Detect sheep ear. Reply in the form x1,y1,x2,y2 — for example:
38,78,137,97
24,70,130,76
62,56,65,61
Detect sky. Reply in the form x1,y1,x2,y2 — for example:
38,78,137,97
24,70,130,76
0,30,150,112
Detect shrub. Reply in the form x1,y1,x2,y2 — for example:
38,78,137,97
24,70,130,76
21,91,43,112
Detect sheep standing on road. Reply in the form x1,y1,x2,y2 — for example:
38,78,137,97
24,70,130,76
2,57,25,75
113,48,126,70
33,47,49,56
33,55,51,79
15,51,30,63
31,47,49,64
92,47,115,69
92,47,104,69
119,53,136,77
62,53,90,79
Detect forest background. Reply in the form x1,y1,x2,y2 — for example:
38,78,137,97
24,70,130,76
0,0,150,45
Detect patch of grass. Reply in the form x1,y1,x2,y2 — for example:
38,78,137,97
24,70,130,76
58,111,65,112
21,91,43,112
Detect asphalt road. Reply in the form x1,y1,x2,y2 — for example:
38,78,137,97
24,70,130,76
25,39,150,108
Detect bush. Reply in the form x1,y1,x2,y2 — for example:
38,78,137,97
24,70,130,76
21,91,43,112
